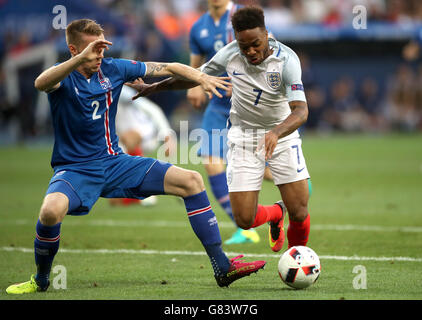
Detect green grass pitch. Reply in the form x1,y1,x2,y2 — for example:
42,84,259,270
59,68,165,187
0,133,421,300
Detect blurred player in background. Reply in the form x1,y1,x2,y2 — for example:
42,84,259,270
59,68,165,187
187,0,262,245
110,85,176,207
130,6,312,253
6,19,265,294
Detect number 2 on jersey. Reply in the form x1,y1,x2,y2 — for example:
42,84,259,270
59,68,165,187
253,89,263,106
92,100,101,120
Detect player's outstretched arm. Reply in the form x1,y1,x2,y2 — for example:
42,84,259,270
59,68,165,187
186,54,207,109
143,62,231,99
34,39,112,92
126,77,199,101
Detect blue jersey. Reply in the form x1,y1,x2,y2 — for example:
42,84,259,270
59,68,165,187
47,58,146,167
189,2,240,115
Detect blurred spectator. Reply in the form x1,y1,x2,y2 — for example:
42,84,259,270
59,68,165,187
415,64,422,130
305,85,328,132
386,64,421,131
386,0,422,24
324,76,370,132
357,77,388,132
263,0,295,30
299,0,329,23
8,31,31,57
298,52,317,88
402,40,420,62
0,65,15,138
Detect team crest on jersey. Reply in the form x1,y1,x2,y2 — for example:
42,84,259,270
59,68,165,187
97,69,112,90
266,72,281,90
99,77,112,90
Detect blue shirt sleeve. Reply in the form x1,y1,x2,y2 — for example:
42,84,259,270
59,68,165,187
189,24,202,55
113,59,147,82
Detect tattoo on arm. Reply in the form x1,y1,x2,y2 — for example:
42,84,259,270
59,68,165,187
145,62,168,77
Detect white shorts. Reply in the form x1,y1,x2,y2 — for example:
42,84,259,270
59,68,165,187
226,137,310,192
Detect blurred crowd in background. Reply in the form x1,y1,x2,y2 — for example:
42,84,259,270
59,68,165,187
1,0,422,144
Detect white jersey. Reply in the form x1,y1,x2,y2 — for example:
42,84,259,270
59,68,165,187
116,86,172,153
200,38,306,145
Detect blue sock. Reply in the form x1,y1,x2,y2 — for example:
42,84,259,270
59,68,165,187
208,172,235,223
183,190,231,276
34,220,61,289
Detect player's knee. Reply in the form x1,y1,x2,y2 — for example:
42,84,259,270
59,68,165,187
181,170,205,197
234,215,254,230
39,199,66,225
232,207,255,229
288,205,308,222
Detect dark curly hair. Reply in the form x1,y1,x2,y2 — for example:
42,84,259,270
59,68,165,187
231,6,266,33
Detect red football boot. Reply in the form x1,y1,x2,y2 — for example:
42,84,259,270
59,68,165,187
268,200,287,252
215,255,266,287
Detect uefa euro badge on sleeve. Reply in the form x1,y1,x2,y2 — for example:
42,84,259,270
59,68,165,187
266,72,281,90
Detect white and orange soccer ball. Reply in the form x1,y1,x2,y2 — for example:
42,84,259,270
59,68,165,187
278,246,321,289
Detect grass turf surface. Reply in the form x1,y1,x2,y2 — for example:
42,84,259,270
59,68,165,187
0,133,421,300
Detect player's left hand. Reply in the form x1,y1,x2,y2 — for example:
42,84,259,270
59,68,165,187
256,130,279,161
125,78,156,100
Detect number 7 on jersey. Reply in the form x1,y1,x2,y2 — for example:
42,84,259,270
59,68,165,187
253,89,263,106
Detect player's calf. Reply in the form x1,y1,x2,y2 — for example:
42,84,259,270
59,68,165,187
287,211,310,248
283,199,310,248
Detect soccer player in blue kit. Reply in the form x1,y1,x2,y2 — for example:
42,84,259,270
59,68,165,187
187,0,261,245
5,19,266,294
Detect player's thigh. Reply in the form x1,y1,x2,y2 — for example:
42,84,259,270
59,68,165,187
226,141,265,193
103,157,202,200
229,190,260,228
267,138,310,188
100,155,161,199
46,165,102,217
277,179,309,221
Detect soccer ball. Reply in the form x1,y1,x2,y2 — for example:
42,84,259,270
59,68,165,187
278,246,321,289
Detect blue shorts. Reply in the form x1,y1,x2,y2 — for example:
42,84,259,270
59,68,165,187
197,106,230,160
46,154,172,215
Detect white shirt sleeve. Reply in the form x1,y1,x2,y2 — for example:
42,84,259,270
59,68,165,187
200,41,239,76
282,49,307,103
134,97,172,135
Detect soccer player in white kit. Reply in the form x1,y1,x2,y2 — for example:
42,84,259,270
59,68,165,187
129,6,311,252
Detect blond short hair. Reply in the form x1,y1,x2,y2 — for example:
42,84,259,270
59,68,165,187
65,19,104,46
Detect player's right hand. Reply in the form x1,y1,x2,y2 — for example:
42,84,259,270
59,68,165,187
198,74,232,100
125,78,156,100
79,39,112,63
187,86,207,109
